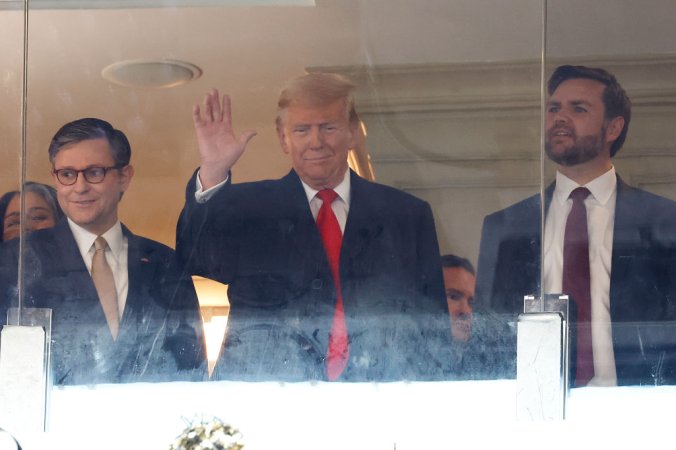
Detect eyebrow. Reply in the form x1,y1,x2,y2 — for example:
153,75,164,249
547,99,593,107
53,164,112,170
4,207,51,220
445,288,464,295
27,206,51,214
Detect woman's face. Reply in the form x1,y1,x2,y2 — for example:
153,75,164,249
3,191,57,241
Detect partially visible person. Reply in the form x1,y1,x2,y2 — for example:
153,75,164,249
441,254,475,343
0,118,205,385
0,181,64,242
442,253,512,380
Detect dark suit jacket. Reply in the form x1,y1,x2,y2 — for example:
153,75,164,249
0,220,206,385
475,176,676,385
177,169,451,381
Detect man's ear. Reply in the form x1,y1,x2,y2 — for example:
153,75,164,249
605,116,625,144
119,164,134,192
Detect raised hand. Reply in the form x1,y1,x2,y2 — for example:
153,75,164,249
192,88,257,189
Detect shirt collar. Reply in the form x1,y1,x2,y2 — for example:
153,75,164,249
300,168,351,206
68,218,125,260
554,166,617,206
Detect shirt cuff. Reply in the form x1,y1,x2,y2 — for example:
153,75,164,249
194,170,229,203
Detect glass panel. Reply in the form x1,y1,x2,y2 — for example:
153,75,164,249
545,0,676,388
0,0,574,446
0,5,25,324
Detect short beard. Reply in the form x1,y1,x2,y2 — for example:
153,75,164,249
545,125,606,167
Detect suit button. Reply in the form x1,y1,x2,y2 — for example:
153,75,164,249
311,278,323,290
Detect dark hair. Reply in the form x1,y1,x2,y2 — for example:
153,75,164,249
548,65,631,157
48,118,131,166
441,254,475,276
0,181,64,242
0,191,16,241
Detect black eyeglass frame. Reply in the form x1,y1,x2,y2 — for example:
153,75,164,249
52,165,125,186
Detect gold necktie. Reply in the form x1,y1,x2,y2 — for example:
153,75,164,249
92,236,119,340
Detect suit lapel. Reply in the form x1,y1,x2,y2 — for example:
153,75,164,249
537,183,555,271
608,177,649,320
41,220,99,304
280,170,330,290
511,184,553,291
340,171,382,280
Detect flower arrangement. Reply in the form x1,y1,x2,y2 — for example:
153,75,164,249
169,416,244,450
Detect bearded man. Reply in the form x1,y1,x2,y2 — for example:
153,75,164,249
475,65,676,386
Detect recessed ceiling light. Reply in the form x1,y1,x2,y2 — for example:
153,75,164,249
101,59,202,88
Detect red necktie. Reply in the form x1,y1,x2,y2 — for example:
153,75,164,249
562,187,594,386
316,189,349,380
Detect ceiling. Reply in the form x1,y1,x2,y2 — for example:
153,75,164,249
2,0,676,246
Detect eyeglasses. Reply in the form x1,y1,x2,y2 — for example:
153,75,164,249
52,165,123,186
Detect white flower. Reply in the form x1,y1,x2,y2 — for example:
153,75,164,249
169,416,244,450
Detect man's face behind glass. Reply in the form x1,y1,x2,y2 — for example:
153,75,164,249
52,138,133,235
278,99,355,190
545,78,610,167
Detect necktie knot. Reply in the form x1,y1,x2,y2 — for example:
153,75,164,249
569,187,590,204
94,236,108,252
317,189,338,204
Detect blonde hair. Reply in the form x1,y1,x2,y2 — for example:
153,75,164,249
276,72,358,127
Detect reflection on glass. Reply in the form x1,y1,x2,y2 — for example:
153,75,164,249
191,275,230,376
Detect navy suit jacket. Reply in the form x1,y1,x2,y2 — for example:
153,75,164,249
0,220,205,385
475,176,676,385
177,169,451,381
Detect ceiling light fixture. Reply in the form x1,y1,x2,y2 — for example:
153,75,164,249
101,59,202,88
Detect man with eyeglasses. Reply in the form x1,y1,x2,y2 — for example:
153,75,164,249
0,118,205,385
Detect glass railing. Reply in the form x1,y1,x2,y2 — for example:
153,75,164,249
1,0,675,448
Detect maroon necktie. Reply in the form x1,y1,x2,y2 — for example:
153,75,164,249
562,187,594,386
316,189,349,380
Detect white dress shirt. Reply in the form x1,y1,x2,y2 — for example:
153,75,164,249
195,172,229,203
544,167,617,386
68,219,129,318
194,169,352,232
300,171,350,233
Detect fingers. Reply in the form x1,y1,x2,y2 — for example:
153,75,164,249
191,103,202,126
195,88,226,124
203,89,215,122
193,88,240,137
221,93,232,129
211,89,223,122
239,129,258,148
